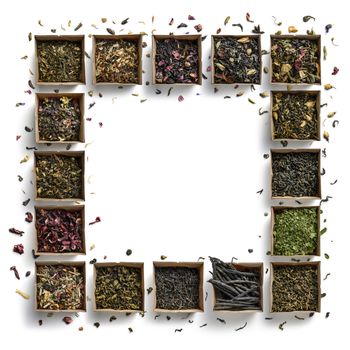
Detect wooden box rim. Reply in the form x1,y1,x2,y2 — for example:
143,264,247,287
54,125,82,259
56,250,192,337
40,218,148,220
270,148,322,199
271,205,321,257
34,205,86,256
270,261,321,313
35,35,86,85
35,92,85,144
270,34,321,86
211,34,262,85
153,261,204,313
92,34,143,85
93,262,145,313
152,34,202,86
35,261,86,312
34,150,85,202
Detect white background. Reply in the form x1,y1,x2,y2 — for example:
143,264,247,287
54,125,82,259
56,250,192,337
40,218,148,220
0,0,348,348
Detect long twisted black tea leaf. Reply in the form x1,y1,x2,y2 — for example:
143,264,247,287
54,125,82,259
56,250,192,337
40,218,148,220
155,267,200,310
272,152,319,197
37,40,83,82
95,266,143,310
272,265,319,312
208,257,261,311
213,36,261,84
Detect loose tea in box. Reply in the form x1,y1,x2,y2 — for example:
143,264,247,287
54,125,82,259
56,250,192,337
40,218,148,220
35,207,84,254
35,152,84,200
272,264,320,312
273,207,319,256
95,264,143,311
271,36,321,84
213,36,261,84
154,36,201,84
271,151,320,198
94,36,141,84
36,264,85,311
272,92,319,140
36,38,84,83
208,257,262,311
155,265,201,310
37,95,82,142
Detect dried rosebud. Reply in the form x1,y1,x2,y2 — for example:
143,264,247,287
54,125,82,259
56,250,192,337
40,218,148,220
194,24,202,32
178,95,184,102
62,316,73,325
332,67,339,75
13,244,24,255
25,212,33,223
188,15,195,20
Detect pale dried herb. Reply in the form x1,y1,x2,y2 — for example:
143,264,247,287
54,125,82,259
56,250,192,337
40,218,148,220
272,265,319,312
213,36,261,84
273,207,318,255
95,265,143,311
271,37,320,84
272,92,318,140
37,40,83,83
35,154,83,199
95,38,140,83
38,96,81,142
36,264,85,310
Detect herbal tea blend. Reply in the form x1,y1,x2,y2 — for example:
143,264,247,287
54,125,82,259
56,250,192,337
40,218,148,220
154,37,200,84
273,207,318,256
271,37,321,84
95,38,140,83
271,151,320,197
208,257,261,311
272,92,319,140
35,208,84,253
213,36,261,84
35,153,83,199
95,265,143,311
37,39,84,83
272,264,319,312
155,266,200,310
36,264,85,310
38,96,82,142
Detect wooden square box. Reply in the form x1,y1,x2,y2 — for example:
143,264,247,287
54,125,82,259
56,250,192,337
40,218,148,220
212,262,264,312
35,35,86,85
153,261,204,313
271,206,321,257
270,262,321,313
92,34,143,85
34,151,85,202
35,93,85,143
34,205,86,256
93,262,145,313
270,148,321,200
270,35,321,85
35,261,86,312
271,90,321,141
152,35,202,85
211,35,262,85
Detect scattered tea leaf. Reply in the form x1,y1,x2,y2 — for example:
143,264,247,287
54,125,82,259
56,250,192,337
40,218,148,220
16,289,30,300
